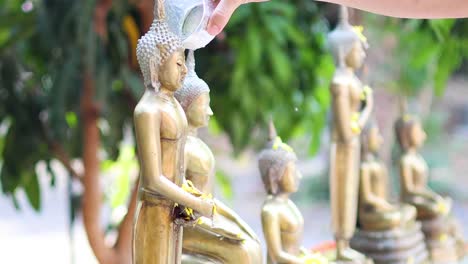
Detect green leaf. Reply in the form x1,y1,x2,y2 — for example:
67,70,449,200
23,173,41,211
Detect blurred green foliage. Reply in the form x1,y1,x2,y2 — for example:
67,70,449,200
365,16,468,97
196,1,333,154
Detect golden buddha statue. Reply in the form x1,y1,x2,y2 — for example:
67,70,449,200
259,121,327,264
395,115,450,220
175,51,263,264
132,2,215,263
350,122,429,264
395,114,465,261
358,122,416,231
326,6,373,262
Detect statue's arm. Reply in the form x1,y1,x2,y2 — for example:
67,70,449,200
357,88,373,130
262,209,304,264
215,199,260,241
360,166,392,210
400,158,438,201
134,110,213,217
331,81,353,142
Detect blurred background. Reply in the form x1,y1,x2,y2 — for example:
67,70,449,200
1,0,468,263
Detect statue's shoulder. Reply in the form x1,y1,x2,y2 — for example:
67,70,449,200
330,69,351,95
135,91,159,113
400,153,414,166
261,197,281,216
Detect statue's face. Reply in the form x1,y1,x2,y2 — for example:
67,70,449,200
410,122,426,148
186,92,213,128
158,50,188,91
368,126,383,152
279,161,301,194
345,41,365,69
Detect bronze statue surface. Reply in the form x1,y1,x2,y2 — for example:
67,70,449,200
327,6,372,262
395,114,466,262
259,121,328,264
358,123,416,231
132,3,214,263
351,122,428,264
176,51,263,264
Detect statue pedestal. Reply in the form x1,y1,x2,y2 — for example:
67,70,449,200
420,216,461,263
330,259,374,264
350,223,428,264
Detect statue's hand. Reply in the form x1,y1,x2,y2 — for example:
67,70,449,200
211,214,245,241
198,198,215,218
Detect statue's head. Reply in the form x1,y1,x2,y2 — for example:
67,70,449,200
327,6,368,69
175,50,212,128
361,121,383,155
136,0,187,91
395,114,426,151
258,120,301,195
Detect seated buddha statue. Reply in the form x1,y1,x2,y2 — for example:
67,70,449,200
395,114,465,260
358,122,417,231
394,115,451,220
175,51,263,264
259,121,327,264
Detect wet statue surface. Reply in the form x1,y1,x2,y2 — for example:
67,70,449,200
259,121,327,264
395,114,466,262
327,6,373,263
175,51,263,264
132,2,214,263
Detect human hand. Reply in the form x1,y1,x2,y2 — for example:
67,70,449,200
207,0,269,36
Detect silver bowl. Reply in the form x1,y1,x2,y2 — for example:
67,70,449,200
165,0,216,50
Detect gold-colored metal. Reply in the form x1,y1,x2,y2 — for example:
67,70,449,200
327,6,372,262
350,123,429,264
258,121,327,264
395,115,450,220
132,4,215,263
174,51,263,263
395,114,466,261
358,123,416,231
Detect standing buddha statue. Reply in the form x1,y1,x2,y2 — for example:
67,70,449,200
175,50,263,263
132,1,215,263
326,5,373,262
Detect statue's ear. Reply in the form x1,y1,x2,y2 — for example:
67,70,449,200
268,167,279,195
149,55,159,89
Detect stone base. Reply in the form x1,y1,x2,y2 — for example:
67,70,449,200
330,257,374,264
350,222,428,264
420,216,462,263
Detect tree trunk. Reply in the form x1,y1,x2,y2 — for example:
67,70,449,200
80,1,154,263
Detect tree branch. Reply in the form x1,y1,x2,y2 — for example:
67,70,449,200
81,70,119,264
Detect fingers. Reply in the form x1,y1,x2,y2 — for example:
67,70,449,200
207,0,241,36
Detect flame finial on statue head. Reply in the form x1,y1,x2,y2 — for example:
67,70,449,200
268,117,278,142
338,5,349,27
186,50,196,77
154,0,166,21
